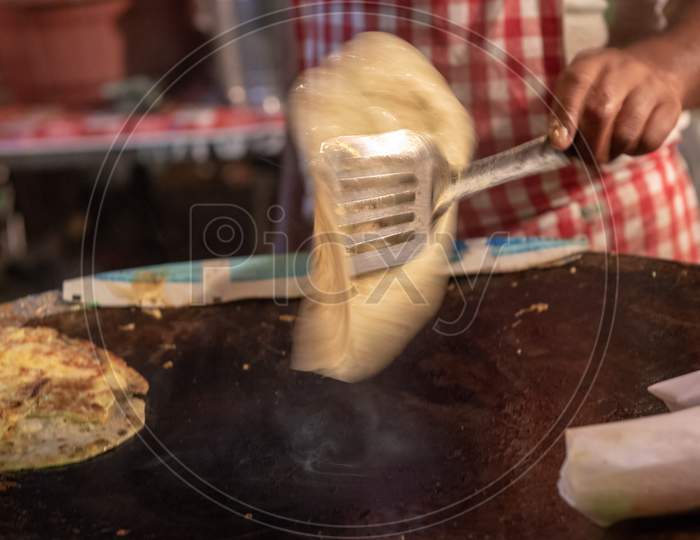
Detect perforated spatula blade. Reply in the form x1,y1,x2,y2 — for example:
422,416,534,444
320,129,450,275
320,129,571,276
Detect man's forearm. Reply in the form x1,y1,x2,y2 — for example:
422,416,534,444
624,1,700,109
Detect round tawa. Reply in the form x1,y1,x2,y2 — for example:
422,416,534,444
1,253,699,539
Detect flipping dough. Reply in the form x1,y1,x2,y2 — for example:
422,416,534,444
289,32,475,382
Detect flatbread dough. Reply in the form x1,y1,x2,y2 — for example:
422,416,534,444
0,326,148,472
559,406,700,526
290,32,475,382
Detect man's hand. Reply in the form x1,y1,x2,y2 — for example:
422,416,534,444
549,47,683,164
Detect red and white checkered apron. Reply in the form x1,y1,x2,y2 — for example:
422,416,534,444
293,0,700,262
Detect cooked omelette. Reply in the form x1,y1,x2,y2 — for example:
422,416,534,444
0,326,148,472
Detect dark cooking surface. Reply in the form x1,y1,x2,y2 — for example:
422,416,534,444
1,253,700,539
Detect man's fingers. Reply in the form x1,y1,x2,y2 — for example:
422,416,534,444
608,87,658,159
628,100,682,156
550,53,604,149
577,65,642,163
549,47,684,163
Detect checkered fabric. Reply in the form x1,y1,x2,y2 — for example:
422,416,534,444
293,0,700,262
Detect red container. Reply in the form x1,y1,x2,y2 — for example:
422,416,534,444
0,0,132,107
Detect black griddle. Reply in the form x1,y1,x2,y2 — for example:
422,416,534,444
1,253,700,539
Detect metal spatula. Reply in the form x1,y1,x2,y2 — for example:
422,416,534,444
320,129,572,276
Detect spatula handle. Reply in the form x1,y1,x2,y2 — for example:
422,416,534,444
453,136,571,201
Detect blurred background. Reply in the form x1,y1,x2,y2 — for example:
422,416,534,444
0,0,298,302
0,0,699,303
